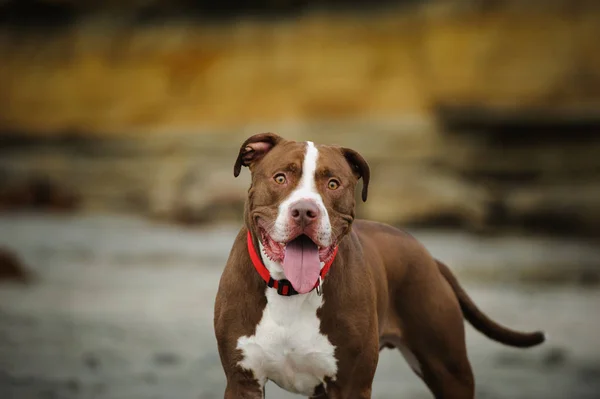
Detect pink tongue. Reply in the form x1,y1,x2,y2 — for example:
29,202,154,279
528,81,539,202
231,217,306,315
282,235,321,294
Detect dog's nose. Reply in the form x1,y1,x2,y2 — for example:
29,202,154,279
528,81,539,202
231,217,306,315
290,200,319,226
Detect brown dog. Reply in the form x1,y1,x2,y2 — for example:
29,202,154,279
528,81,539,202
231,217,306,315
214,133,545,398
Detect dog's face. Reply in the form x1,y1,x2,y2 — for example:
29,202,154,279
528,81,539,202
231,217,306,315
234,133,369,293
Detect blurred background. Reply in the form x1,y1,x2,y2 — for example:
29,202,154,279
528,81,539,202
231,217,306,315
0,0,599,398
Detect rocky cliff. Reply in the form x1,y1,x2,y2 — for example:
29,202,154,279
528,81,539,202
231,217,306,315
1,2,599,235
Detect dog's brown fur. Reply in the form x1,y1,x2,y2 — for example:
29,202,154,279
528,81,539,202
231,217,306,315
215,134,545,398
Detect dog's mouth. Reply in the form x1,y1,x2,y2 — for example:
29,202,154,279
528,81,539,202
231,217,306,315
259,228,336,263
259,228,336,294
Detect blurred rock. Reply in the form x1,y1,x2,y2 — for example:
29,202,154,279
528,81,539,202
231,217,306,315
542,347,568,368
1,115,600,236
436,107,600,236
0,247,30,283
152,352,181,366
577,270,600,288
361,164,491,228
171,168,246,225
0,2,599,236
503,184,600,236
82,353,101,372
0,176,79,212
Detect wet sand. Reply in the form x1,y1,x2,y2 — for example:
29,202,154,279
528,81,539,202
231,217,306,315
0,214,599,399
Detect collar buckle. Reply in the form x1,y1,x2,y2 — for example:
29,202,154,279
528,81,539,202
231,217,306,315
315,276,323,296
276,279,297,296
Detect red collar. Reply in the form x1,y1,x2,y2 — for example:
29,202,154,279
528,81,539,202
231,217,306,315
247,230,338,296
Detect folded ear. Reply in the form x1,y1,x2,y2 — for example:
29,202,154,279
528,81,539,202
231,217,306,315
233,133,283,177
341,147,370,202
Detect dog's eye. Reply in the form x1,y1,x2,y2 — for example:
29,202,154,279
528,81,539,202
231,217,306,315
328,179,340,190
274,174,287,184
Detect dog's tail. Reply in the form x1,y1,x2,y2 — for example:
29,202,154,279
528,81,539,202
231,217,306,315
436,260,545,348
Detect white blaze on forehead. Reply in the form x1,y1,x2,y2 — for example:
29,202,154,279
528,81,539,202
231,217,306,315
301,141,319,192
272,141,332,247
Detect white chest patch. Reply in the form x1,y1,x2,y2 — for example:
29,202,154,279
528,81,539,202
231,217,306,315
236,286,338,395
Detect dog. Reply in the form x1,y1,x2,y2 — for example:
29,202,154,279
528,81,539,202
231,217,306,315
214,133,545,398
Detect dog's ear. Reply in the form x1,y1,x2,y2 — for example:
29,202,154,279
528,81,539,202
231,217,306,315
234,133,283,177
341,147,370,202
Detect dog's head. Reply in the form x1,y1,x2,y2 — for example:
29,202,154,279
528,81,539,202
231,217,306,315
234,133,369,293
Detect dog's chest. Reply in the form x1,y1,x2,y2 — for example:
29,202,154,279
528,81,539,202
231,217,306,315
236,289,338,395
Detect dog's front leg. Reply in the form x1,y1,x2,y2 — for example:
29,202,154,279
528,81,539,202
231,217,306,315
315,341,378,399
223,371,264,399
224,384,263,399
313,385,372,399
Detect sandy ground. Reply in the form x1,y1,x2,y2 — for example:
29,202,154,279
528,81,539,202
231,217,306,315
0,214,599,399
